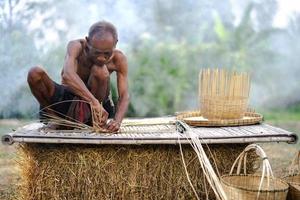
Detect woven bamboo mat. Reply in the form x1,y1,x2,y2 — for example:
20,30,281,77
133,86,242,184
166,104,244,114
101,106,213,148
176,111,263,127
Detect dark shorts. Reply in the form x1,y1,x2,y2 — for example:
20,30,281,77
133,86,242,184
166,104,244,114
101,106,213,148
40,82,115,122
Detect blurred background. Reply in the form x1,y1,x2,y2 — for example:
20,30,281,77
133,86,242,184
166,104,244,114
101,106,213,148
1,0,300,119
0,0,300,198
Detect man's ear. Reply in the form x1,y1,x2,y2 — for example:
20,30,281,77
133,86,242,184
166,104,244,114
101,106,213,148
85,36,89,43
114,39,118,47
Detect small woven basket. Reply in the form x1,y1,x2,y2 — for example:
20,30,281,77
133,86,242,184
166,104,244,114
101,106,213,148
199,69,250,120
221,144,289,200
284,151,300,200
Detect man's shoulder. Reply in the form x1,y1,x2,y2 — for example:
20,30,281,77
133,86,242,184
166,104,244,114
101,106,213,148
113,49,126,60
113,49,127,65
111,49,127,72
66,39,85,57
67,39,85,50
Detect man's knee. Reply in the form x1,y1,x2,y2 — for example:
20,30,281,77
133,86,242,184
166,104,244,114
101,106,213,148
27,66,45,85
90,65,110,81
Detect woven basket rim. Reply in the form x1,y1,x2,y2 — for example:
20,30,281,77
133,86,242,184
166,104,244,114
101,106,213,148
283,174,300,186
221,174,289,193
176,110,263,127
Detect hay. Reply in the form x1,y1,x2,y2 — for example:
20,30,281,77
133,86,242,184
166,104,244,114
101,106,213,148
17,143,257,200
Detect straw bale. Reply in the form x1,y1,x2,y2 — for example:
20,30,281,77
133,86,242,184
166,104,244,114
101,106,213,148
17,143,257,200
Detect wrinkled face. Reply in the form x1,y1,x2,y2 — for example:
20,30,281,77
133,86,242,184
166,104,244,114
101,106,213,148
86,34,116,66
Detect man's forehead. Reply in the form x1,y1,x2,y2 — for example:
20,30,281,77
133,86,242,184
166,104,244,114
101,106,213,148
91,32,114,42
89,34,115,50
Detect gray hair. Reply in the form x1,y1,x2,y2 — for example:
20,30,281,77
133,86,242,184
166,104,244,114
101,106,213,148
88,21,118,43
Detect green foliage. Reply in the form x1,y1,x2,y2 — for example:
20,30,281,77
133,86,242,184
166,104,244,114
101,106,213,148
0,84,38,119
40,45,65,82
211,4,281,73
0,25,40,118
0,0,299,119
128,39,191,116
0,0,63,118
262,109,300,122
110,82,136,117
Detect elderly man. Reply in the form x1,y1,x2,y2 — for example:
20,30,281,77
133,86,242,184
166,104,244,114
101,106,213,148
27,21,129,132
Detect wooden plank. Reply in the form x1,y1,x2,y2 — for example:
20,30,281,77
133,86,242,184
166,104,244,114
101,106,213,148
10,135,295,145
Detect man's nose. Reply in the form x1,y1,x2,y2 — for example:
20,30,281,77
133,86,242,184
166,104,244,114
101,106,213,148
96,55,107,62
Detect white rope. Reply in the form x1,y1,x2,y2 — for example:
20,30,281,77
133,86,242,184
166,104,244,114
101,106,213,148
178,140,200,200
229,144,274,200
177,122,228,200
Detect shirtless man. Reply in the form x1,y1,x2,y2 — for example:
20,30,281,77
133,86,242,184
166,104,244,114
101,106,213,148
27,21,129,132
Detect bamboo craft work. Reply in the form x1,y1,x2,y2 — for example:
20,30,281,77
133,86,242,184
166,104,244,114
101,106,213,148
40,101,178,133
90,103,112,133
176,111,263,127
199,69,250,120
39,100,113,133
221,144,289,200
284,151,300,200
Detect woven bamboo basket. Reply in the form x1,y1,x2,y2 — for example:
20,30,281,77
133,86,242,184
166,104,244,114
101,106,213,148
221,144,289,200
284,151,300,200
199,69,250,120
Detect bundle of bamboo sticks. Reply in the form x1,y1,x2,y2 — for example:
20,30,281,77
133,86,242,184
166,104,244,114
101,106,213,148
40,100,112,133
199,68,251,120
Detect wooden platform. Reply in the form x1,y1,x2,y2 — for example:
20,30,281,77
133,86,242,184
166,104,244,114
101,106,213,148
1,117,297,145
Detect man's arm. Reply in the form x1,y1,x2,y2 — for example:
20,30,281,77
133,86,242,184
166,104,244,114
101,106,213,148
107,52,130,131
62,40,108,122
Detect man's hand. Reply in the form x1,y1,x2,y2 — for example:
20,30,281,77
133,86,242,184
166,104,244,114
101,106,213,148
106,119,121,132
91,99,108,126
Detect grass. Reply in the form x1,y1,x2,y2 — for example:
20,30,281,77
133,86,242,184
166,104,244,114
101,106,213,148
258,107,300,177
0,119,31,200
0,119,34,135
260,105,300,122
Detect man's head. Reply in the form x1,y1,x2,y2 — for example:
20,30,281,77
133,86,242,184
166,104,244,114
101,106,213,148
85,21,118,66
